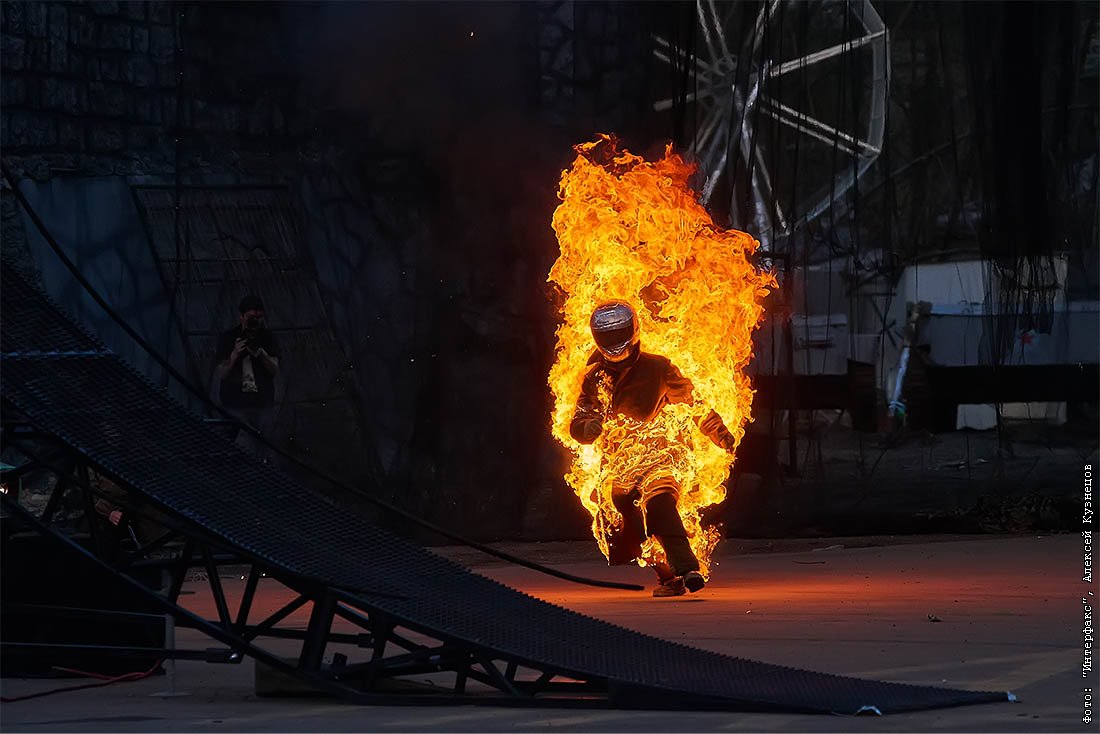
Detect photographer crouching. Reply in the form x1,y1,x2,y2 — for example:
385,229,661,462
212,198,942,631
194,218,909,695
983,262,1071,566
213,295,281,461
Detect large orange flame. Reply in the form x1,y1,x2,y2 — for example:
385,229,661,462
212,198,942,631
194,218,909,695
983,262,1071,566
548,135,774,577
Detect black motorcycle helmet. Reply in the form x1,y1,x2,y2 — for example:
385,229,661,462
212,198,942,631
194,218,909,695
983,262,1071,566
590,300,640,363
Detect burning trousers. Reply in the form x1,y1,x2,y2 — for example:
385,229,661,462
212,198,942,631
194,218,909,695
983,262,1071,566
608,491,700,580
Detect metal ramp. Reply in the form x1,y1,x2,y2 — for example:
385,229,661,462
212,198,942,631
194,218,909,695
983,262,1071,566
0,263,1012,714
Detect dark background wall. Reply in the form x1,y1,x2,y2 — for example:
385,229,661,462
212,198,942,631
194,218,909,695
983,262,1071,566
0,0,602,540
2,1,1096,541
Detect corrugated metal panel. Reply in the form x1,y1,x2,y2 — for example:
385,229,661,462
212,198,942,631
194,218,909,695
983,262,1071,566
136,188,303,262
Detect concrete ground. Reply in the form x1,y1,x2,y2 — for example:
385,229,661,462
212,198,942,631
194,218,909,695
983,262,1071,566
1,534,1091,732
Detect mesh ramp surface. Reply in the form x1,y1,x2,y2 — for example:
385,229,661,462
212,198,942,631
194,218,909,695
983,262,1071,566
0,264,1011,714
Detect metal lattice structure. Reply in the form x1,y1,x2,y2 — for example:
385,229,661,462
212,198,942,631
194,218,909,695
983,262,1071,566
653,0,889,242
131,186,380,486
0,263,1010,713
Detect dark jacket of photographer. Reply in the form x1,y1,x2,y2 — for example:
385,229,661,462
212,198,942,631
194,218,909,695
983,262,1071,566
214,325,281,410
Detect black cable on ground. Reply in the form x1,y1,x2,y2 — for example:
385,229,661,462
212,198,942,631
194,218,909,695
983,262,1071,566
0,160,643,592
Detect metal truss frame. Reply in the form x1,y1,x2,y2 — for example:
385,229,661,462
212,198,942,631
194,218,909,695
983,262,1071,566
652,0,890,240
0,416,616,707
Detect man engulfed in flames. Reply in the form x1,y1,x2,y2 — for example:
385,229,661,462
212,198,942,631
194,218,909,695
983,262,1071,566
548,135,773,597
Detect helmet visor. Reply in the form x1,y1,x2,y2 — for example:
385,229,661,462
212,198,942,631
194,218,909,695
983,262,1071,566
593,324,636,359
591,301,638,361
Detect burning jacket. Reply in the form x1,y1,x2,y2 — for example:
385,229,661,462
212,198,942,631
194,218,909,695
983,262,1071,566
569,349,736,451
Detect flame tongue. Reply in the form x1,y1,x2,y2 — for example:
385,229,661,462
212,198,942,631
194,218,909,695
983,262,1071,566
548,134,774,576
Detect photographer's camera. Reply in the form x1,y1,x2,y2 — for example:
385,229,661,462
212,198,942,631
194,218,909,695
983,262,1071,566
244,315,263,348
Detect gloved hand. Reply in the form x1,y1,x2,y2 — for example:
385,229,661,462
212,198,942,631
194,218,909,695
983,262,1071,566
573,418,603,444
697,411,724,435
697,410,737,453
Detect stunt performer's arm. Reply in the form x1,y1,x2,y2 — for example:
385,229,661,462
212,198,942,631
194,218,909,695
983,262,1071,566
664,360,695,405
665,361,737,452
570,364,605,444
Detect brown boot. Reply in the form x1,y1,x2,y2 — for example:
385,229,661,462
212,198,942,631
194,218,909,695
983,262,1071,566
652,576,686,597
